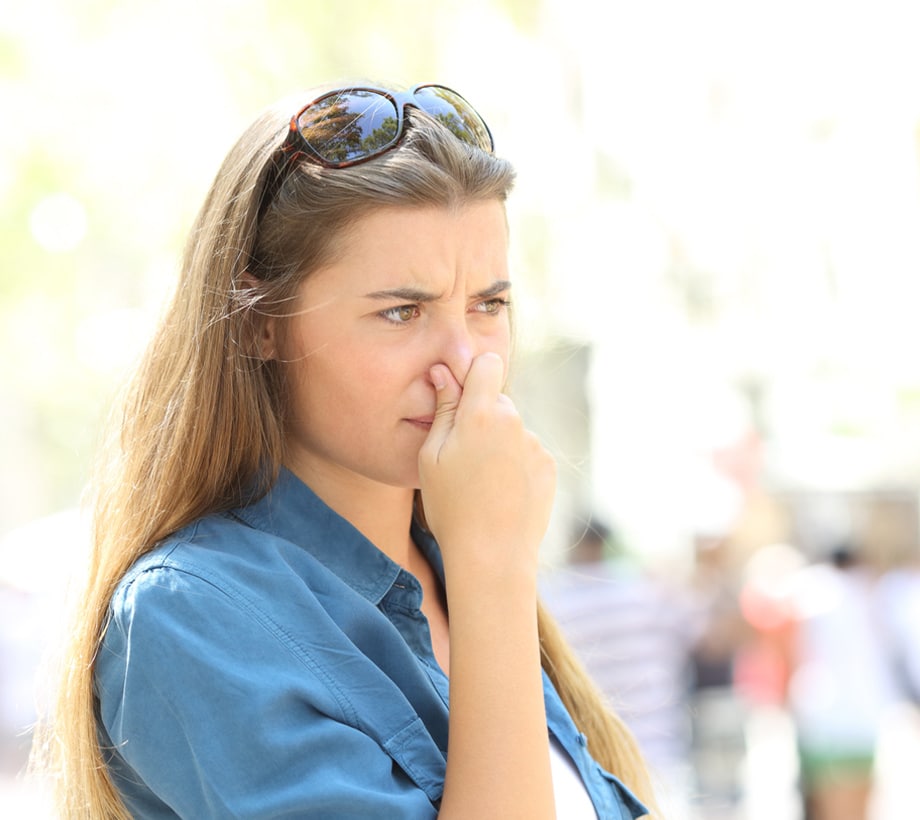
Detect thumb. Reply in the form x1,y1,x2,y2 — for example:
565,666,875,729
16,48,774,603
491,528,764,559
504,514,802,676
422,364,462,460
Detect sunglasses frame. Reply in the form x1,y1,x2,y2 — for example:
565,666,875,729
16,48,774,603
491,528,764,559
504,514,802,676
279,82,494,170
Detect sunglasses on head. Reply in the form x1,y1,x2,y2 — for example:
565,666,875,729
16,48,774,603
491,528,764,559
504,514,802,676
279,83,494,169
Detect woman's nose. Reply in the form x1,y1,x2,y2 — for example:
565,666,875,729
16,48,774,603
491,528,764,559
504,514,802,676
434,318,476,387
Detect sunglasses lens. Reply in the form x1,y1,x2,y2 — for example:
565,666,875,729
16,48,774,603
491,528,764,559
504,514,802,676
296,91,400,165
413,86,493,152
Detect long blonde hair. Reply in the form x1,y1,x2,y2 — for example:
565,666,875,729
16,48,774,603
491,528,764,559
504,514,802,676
31,90,658,818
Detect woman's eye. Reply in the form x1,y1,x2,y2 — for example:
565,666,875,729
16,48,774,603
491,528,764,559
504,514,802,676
474,298,511,315
380,304,420,324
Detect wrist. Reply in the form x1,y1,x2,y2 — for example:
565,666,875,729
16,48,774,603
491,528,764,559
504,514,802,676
442,555,539,603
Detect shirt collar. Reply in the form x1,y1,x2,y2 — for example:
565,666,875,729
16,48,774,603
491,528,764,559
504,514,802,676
233,467,411,606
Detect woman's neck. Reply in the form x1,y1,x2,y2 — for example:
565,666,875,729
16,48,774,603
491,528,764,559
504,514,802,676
286,461,417,565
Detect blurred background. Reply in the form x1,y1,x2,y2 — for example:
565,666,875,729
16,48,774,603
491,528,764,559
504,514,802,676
3,1,920,817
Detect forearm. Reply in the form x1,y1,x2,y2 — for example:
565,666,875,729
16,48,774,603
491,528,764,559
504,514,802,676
438,572,555,819
419,356,557,818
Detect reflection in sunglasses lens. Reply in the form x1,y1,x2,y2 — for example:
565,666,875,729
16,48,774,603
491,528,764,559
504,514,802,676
299,92,399,164
414,87,492,150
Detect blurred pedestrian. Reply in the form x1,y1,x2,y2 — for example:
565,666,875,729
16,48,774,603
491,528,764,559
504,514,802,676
785,543,899,820
685,526,753,816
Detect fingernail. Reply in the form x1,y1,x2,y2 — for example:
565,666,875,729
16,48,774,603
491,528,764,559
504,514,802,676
430,365,447,390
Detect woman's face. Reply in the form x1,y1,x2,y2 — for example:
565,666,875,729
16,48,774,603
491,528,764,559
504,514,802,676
272,201,512,495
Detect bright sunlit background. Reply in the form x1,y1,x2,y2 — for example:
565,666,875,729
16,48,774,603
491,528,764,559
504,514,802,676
3,1,920,817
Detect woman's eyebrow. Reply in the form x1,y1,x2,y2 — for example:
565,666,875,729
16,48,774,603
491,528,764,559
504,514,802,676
363,286,439,302
474,280,512,299
362,280,512,302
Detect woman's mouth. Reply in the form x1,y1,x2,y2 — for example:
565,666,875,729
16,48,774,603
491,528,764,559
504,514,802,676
405,417,434,430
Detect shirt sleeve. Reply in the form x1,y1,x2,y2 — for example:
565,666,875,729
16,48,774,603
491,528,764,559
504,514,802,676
96,562,440,819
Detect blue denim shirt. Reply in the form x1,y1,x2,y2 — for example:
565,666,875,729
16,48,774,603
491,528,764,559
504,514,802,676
96,468,648,819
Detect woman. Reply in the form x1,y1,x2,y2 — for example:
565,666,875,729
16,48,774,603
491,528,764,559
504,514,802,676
34,82,657,818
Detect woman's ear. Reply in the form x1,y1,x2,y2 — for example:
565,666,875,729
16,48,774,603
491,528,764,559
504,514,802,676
257,314,278,362
240,272,278,361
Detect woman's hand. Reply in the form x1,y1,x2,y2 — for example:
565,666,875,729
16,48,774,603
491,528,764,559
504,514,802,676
417,352,556,585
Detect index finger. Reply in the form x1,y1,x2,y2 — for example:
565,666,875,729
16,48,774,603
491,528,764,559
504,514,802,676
457,352,506,411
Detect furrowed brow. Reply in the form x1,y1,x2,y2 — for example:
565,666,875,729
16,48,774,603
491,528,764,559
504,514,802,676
363,287,440,302
363,280,512,302
473,280,512,299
